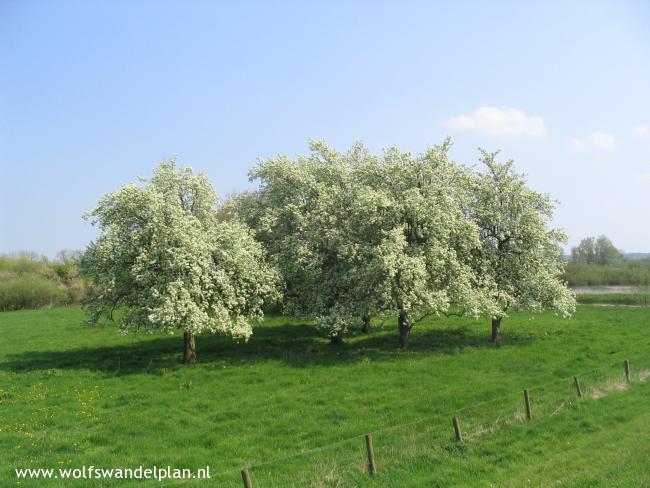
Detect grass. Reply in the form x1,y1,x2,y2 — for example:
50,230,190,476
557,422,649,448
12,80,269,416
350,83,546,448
349,378,650,487
575,293,650,306
1,305,650,486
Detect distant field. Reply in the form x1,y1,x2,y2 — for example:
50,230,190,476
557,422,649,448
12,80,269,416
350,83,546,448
1,306,649,487
576,293,649,306
571,286,650,306
571,286,639,295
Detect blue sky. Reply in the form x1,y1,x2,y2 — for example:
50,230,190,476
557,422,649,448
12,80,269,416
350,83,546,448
1,0,649,257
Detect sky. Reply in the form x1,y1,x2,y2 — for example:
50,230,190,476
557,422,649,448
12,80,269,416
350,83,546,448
1,0,650,258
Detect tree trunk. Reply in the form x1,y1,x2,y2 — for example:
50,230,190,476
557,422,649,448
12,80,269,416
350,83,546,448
330,331,344,345
183,331,197,364
491,317,501,345
361,313,371,333
398,310,411,349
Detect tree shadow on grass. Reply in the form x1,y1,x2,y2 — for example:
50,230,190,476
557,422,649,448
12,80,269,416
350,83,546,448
0,320,534,376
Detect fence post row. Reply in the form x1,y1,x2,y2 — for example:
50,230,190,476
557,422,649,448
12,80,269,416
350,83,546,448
240,358,638,485
365,433,377,475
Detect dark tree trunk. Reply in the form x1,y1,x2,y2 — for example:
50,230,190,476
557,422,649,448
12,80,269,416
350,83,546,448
330,331,344,345
398,310,411,349
361,313,372,333
183,332,197,364
491,317,502,345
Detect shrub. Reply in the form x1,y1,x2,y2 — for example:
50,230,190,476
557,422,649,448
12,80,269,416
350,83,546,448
0,274,67,311
564,260,650,287
0,254,86,311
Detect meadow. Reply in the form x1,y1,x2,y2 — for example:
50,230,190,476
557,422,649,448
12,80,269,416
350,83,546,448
575,293,649,306
1,305,649,487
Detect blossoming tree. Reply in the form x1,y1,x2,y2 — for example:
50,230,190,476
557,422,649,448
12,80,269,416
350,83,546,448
472,150,575,343
353,140,495,348
81,161,279,363
237,140,495,348
235,141,376,344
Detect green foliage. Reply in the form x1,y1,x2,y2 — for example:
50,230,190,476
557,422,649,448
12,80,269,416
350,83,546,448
571,235,624,265
0,255,51,275
565,258,650,286
0,274,66,311
1,306,649,486
0,255,84,311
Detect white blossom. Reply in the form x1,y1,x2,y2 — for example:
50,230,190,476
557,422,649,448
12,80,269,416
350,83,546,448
81,160,280,346
471,150,575,342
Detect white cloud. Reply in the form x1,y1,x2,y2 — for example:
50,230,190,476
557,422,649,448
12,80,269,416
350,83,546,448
639,172,650,183
444,106,546,137
634,125,649,137
569,132,615,151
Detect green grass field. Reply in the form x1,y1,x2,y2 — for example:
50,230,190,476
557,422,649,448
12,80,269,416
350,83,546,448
575,293,650,306
1,306,649,487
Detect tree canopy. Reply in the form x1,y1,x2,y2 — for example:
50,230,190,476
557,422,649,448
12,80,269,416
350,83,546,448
233,141,375,343
571,235,624,265
351,140,495,348
237,140,566,348
81,161,279,363
81,141,575,355
472,151,576,343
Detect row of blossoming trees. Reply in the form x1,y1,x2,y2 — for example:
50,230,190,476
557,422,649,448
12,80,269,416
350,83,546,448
81,139,575,363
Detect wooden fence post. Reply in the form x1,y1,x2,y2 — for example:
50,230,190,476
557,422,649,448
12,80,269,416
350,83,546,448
624,359,630,383
452,416,463,442
574,376,583,399
523,389,532,420
241,468,252,488
365,433,377,475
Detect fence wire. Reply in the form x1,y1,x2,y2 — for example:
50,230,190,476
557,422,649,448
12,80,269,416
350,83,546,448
106,351,650,488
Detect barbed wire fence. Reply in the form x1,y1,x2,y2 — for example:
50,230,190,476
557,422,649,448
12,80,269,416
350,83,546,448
149,350,649,488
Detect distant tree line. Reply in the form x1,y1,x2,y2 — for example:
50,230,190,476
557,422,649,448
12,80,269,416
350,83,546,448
565,237,650,287
565,236,650,288
570,235,624,266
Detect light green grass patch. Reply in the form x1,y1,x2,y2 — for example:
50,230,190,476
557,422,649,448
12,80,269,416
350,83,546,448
1,306,649,486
